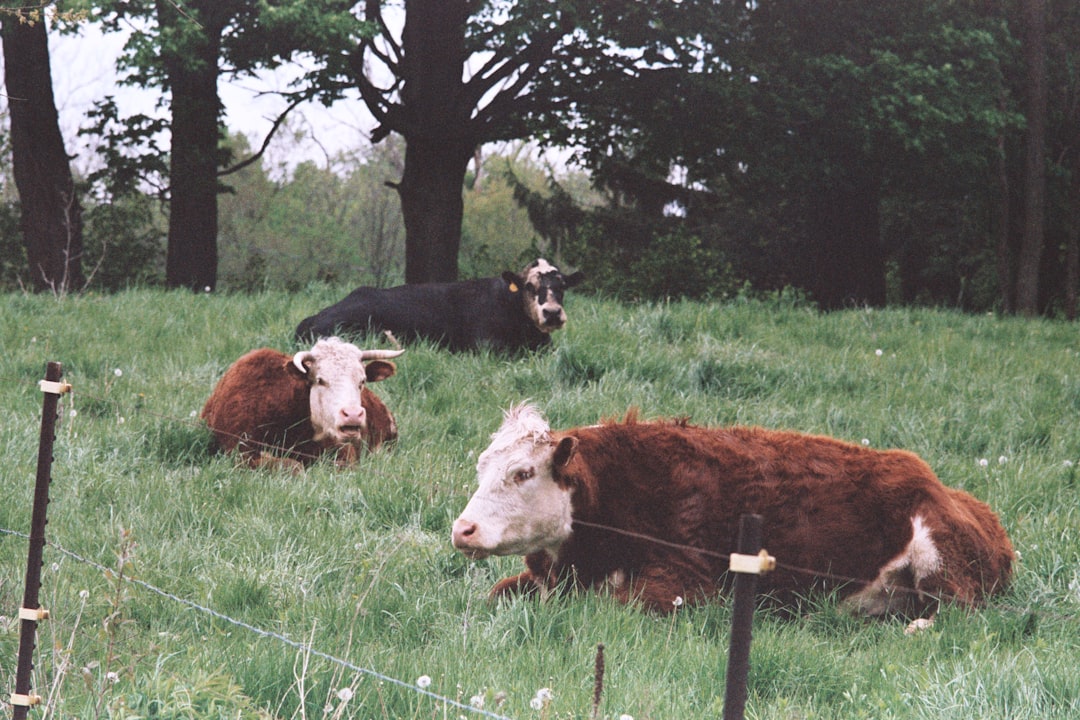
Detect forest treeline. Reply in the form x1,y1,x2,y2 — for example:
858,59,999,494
1,1,1078,316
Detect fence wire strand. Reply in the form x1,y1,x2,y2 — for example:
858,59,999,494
5,371,1076,720
1,526,514,720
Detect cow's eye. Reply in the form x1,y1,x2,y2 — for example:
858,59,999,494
513,467,535,483
315,378,329,387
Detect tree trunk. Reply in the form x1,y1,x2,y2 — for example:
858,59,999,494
807,176,886,310
1,11,85,293
1015,0,1047,316
396,0,474,284
1066,164,1080,321
994,94,1015,315
161,2,221,291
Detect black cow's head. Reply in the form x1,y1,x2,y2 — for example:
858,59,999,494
502,259,584,334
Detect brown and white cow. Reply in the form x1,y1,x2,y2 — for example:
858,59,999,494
201,337,403,472
452,405,1014,621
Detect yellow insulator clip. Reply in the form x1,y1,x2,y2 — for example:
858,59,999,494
729,549,776,575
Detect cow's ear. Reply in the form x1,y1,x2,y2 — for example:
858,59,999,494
552,436,579,470
364,360,397,383
562,271,585,288
501,271,523,294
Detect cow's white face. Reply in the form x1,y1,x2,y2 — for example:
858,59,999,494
506,259,583,334
452,405,574,559
293,337,398,448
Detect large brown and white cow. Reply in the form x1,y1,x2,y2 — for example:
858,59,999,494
452,405,1014,621
201,337,403,472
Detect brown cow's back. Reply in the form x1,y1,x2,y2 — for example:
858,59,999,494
545,418,1012,613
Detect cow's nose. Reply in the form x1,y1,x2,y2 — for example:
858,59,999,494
542,307,564,324
451,518,478,548
339,405,366,426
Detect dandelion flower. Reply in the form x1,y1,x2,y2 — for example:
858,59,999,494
416,675,432,689
875,349,883,357
978,458,989,468
861,438,870,446
106,671,119,684
336,687,354,702
79,589,89,599
998,455,1008,465
620,715,635,720
114,368,123,378
1064,460,1075,468
530,697,543,710
535,688,553,702
470,695,484,709
672,596,684,608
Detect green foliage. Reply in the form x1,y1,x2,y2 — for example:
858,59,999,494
0,200,27,289
82,193,166,290
2,290,1080,718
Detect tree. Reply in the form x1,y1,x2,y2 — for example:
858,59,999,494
1,3,85,293
533,0,1020,309
1015,0,1048,315
339,1,695,283
84,0,358,290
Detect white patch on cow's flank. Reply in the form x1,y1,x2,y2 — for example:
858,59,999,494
840,515,941,616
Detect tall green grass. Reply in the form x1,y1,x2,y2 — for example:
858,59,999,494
2,288,1078,719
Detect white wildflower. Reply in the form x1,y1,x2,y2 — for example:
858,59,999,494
978,458,989,468
416,675,432,689
672,596,684,608
535,688,553,702
620,715,635,720
114,368,123,378
336,687,353,702
1064,460,1075,468
530,697,543,710
106,671,119,684
861,438,870,446
875,349,883,357
998,455,1008,464
470,695,484,709
79,589,89,599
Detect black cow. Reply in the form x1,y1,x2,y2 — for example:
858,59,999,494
294,259,584,352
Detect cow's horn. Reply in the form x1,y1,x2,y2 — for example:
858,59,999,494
292,351,315,374
360,349,405,361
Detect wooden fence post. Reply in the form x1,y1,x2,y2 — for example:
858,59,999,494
11,362,68,719
723,513,773,720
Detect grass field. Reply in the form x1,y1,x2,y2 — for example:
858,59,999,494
1,288,1079,719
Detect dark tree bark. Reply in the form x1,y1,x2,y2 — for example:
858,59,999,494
160,0,223,291
1,10,85,293
1015,0,1048,316
808,176,886,310
396,0,473,283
